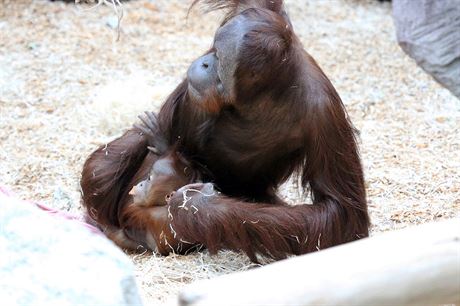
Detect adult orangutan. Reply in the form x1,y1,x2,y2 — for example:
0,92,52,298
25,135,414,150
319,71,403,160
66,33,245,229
80,0,370,262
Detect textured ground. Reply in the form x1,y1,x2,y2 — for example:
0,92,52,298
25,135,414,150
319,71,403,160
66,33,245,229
1,0,459,303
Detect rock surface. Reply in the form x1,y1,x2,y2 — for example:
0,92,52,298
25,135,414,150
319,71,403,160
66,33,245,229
0,193,143,306
393,0,460,98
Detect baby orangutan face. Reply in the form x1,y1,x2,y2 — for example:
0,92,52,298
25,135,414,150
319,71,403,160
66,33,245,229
129,177,154,205
128,154,190,207
128,175,176,207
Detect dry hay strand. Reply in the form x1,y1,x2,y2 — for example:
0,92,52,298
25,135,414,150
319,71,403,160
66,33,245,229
1,0,459,304
130,250,271,303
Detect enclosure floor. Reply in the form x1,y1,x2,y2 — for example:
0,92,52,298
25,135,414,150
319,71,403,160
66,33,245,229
1,0,458,303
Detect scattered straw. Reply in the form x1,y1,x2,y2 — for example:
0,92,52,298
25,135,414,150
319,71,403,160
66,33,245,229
1,0,458,304
79,0,124,41
180,188,216,207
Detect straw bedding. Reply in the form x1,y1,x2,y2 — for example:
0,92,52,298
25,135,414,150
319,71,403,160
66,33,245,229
0,0,458,303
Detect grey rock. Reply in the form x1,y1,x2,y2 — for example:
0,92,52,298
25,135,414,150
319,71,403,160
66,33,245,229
0,195,143,306
393,0,460,98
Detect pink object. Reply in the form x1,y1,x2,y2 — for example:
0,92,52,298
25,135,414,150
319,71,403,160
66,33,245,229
0,185,14,197
0,185,102,235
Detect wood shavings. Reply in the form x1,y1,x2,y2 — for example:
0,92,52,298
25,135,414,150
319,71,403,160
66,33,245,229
179,188,216,209
316,233,322,251
169,223,177,239
1,0,458,304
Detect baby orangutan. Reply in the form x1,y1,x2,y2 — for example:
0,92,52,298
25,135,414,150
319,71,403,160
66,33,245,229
105,150,201,254
128,152,189,207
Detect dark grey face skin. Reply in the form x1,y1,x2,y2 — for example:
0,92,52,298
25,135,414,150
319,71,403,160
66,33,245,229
187,15,253,101
128,157,175,204
129,179,152,204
